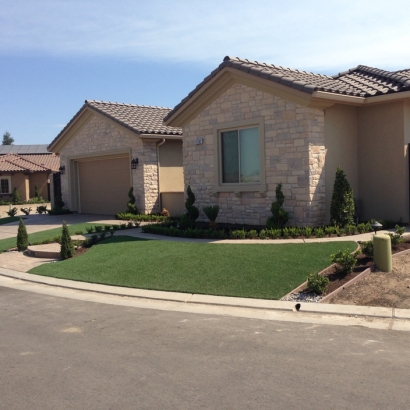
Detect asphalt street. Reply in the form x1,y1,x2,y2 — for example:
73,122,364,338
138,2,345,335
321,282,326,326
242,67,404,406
1,286,410,410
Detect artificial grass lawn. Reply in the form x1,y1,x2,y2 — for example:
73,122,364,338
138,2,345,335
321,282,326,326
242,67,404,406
29,236,358,300
0,222,107,253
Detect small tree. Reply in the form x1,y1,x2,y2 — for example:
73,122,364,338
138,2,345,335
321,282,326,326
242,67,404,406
127,187,139,214
34,184,39,198
330,167,355,227
266,183,289,229
180,185,199,229
12,188,20,204
2,131,14,145
60,220,74,260
17,218,28,251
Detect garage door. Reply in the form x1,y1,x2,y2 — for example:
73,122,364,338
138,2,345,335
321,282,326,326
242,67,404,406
78,156,130,215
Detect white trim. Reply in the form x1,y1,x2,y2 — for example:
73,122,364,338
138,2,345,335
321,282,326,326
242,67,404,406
0,176,11,194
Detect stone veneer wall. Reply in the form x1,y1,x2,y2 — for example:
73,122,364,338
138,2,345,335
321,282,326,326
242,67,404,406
59,114,160,213
183,83,326,226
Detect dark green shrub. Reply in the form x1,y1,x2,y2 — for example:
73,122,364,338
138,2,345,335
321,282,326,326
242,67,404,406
25,197,47,204
0,200,10,205
60,221,74,260
314,227,325,238
53,236,61,243
20,207,32,215
303,227,313,239
325,226,335,237
115,213,169,222
34,184,39,198
307,272,329,295
104,225,111,232
90,234,98,243
345,225,357,236
12,188,21,205
17,218,28,251
7,207,18,217
357,223,367,234
266,183,289,229
36,205,47,214
99,231,107,240
113,225,120,230
120,223,127,230
95,226,103,233
180,185,199,229
282,227,290,239
360,240,374,258
259,229,267,239
74,230,83,235
127,187,139,214
127,222,133,228
230,229,246,239
331,249,358,274
85,226,93,234
387,225,406,249
288,227,300,239
266,228,281,239
41,238,51,244
330,167,355,227
202,205,220,226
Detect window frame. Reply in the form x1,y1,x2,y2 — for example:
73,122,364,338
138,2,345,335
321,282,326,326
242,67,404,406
212,117,266,193
0,176,11,195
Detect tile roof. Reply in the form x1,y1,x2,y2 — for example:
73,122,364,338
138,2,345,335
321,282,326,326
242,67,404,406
164,57,410,122
49,100,182,151
0,145,50,155
0,153,60,173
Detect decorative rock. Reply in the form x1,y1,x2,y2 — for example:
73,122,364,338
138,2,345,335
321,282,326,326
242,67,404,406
281,291,322,303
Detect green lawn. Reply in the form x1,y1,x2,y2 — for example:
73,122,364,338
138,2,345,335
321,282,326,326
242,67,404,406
0,216,24,225
0,222,106,253
29,236,357,300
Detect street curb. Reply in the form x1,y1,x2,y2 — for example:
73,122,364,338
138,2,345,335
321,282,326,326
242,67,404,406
1,268,409,321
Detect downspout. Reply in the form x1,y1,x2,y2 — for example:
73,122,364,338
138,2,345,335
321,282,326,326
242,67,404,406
156,139,166,212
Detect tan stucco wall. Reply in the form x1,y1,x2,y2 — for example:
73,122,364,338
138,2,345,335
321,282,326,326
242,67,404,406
182,83,326,226
358,101,408,221
11,174,29,201
59,113,161,214
29,172,50,200
324,104,359,223
158,140,184,192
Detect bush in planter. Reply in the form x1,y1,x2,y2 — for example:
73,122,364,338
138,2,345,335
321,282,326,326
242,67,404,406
331,249,358,274
360,240,374,258
7,207,18,217
314,227,325,238
60,221,75,260
266,228,281,239
180,185,199,229
17,218,28,251
266,183,289,229
36,205,47,214
387,225,406,249
20,207,32,215
307,272,329,295
330,167,355,227
202,205,220,227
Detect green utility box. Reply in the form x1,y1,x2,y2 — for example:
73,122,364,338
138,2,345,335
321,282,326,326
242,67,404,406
373,234,392,272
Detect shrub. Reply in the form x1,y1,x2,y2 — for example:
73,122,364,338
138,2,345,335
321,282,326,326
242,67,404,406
246,229,258,239
34,184,39,198
303,227,313,239
36,205,47,214
266,228,281,239
266,183,289,229
60,221,74,260
387,225,406,249
307,272,329,295
127,187,139,214
17,218,28,251
127,222,133,228
26,197,47,204
104,225,111,232
99,231,107,240
230,229,246,239
180,185,199,229
7,207,18,217
361,240,374,258
74,230,83,235
12,188,21,205
85,226,93,234
288,227,300,239
20,207,32,215
115,213,169,222
112,225,120,231
202,205,220,226
357,223,367,234
41,238,51,244
53,236,61,243
161,208,170,217
345,224,357,236
330,167,355,227
314,227,325,238
331,249,358,274
90,234,99,243
95,226,103,233
325,226,335,237
120,223,127,229
259,229,267,239
282,227,290,239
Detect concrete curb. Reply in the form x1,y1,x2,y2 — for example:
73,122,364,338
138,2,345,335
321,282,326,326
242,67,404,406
0,268,409,322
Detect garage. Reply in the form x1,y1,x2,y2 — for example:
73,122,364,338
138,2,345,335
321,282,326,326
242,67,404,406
77,155,130,215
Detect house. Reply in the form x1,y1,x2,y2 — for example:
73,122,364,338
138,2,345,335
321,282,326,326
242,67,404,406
164,56,410,226
0,145,60,201
48,100,183,216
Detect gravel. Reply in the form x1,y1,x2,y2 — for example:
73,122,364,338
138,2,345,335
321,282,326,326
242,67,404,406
281,291,322,303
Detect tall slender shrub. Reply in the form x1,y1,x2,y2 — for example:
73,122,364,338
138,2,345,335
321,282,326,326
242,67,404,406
17,218,28,251
180,185,199,229
330,166,355,227
127,187,139,214
266,183,289,229
60,220,74,260
12,188,20,205
34,184,39,198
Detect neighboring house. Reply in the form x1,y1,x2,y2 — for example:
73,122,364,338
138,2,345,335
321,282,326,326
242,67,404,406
48,100,183,216
164,56,410,226
0,145,60,201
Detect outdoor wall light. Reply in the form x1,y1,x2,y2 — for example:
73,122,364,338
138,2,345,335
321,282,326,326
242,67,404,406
59,165,66,174
371,221,382,234
131,158,139,169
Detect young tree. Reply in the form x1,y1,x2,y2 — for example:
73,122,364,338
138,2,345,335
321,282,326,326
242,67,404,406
127,187,138,214
60,220,74,260
17,218,28,251
34,184,39,198
12,188,20,204
2,131,14,145
330,166,355,227
266,183,289,229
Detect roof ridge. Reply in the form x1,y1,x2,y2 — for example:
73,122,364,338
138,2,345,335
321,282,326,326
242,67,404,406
2,153,49,171
85,100,173,110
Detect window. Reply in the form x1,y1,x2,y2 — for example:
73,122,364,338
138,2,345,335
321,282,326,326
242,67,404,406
0,177,11,194
213,118,266,193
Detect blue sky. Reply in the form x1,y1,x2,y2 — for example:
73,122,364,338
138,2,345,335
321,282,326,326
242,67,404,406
1,0,410,145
